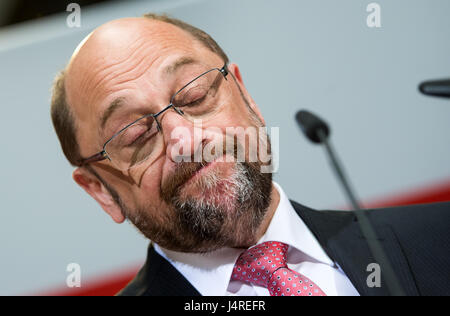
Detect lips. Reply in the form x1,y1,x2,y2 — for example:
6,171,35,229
161,153,235,204
186,162,212,184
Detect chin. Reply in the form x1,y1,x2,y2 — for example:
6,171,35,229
177,160,246,212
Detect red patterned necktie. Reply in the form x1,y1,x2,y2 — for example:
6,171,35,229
231,241,327,296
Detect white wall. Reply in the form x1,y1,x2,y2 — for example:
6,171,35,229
1,0,449,295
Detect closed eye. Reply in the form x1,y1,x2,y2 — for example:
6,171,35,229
128,127,155,146
181,94,207,107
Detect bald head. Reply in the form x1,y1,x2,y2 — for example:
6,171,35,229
65,17,204,154
51,14,228,166
50,13,276,254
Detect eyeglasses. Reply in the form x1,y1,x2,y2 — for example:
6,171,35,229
78,64,230,171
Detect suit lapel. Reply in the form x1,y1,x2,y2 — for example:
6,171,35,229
121,200,420,296
290,201,419,296
118,244,201,296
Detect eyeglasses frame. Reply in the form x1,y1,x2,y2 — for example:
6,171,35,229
77,64,229,167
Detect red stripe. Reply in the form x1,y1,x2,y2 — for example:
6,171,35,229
36,265,141,297
363,178,450,209
36,179,450,296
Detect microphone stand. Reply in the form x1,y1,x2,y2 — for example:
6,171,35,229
317,129,362,210
297,110,406,296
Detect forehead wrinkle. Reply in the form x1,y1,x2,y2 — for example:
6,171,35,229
79,40,156,106
87,48,198,125
75,23,204,115
79,22,195,96
93,53,161,123
98,55,199,134
77,37,145,90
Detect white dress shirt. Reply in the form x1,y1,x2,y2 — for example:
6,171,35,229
154,182,360,296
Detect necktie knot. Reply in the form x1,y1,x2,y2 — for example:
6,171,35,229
231,241,326,296
232,241,288,287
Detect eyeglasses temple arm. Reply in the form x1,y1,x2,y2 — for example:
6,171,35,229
78,151,108,167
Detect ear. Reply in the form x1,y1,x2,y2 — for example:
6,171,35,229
73,167,125,224
227,63,266,126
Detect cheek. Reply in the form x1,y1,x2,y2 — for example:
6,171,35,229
206,99,253,130
226,92,260,128
131,157,166,204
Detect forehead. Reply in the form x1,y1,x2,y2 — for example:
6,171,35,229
65,18,221,151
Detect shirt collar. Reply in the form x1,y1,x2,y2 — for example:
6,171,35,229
258,182,334,266
154,182,333,296
154,241,242,296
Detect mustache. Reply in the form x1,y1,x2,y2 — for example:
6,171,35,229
160,160,207,203
160,142,237,203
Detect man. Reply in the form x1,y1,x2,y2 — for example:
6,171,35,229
51,13,450,296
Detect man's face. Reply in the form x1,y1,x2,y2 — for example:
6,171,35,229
67,18,274,252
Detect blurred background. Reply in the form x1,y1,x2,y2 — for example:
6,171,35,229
0,0,449,296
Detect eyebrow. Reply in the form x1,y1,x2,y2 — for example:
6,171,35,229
163,56,197,75
99,57,199,130
100,97,126,130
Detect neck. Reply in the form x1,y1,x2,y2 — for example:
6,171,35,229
253,183,280,243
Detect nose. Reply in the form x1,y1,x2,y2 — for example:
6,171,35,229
158,108,205,164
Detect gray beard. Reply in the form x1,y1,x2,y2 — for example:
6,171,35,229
172,162,260,243
124,161,272,253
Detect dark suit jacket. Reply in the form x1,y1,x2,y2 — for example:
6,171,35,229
117,201,450,296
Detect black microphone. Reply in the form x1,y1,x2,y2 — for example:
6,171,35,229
419,78,450,98
295,110,330,144
295,109,406,296
295,110,361,210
